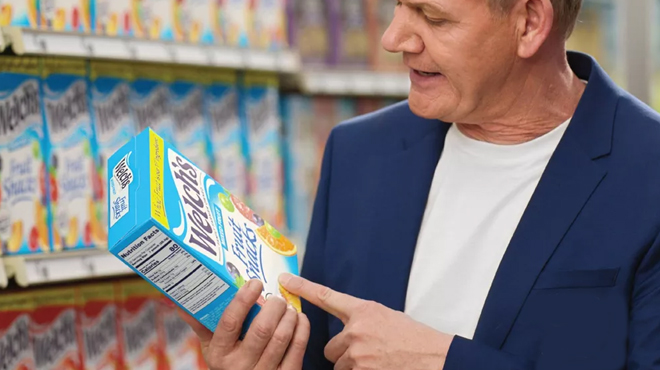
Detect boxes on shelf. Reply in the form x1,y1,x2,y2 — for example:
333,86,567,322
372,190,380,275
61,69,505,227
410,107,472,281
242,73,285,230
42,58,96,252
0,292,35,370
368,0,405,71
171,69,212,176
281,95,315,257
117,279,165,370
107,128,301,334
31,287,81,370
0,0,38,27
157,297,207,370
130,64,175,147
329,0,371,66
253,0,287,50
133,0,175,40
95,0,133,36
0,57,50,256
39,0,92,32
206,70,249,200
89,61,134,250
223,0,254,47
76,283,122,370
175,0,220,44
288,0,331,65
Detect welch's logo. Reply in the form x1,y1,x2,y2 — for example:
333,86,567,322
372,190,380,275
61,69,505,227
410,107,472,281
247,90,278,136
45,80,89,141
209,91,238,135
33,310,78,369
0,80,40,142
0,315,31,370
172,88,204,134
123,303,157,356
168,149,223,263
134,86,170,133
93,84,131,142
83,306,118,364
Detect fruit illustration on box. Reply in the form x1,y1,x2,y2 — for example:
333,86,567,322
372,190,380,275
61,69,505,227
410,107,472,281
279,284,301,311
173,0,184,40
218,193,235,212
8,221,23,253
65,216,79,248
0,5,12,26
257,223,297,257
133,0,145,37
149,17,160,39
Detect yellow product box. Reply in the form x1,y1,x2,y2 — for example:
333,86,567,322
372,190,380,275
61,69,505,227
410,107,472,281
107,128,301,334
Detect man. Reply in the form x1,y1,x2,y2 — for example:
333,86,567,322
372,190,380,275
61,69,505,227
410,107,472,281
182,0,660,369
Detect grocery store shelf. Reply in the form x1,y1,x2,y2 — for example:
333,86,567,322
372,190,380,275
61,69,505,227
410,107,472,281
0,27,301,73
300,70,410,97
2,249,133,288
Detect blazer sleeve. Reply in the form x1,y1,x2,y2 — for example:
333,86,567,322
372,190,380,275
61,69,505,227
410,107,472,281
301,131,336,370
627,230,660,369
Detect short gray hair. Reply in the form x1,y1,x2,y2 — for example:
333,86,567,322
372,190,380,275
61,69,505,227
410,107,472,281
490,0,583,39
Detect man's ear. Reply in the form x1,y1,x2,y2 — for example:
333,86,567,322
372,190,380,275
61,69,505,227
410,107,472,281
515,0,555,58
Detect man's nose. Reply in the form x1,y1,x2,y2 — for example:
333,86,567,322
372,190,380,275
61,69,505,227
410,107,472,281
381,6,424,55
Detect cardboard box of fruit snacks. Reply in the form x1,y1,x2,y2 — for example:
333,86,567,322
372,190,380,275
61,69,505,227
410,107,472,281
107,128,301,334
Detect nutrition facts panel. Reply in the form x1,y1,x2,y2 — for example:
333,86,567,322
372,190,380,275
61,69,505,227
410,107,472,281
119,226,230,314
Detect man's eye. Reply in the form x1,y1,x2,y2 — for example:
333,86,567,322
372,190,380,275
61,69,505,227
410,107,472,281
426,17,447,26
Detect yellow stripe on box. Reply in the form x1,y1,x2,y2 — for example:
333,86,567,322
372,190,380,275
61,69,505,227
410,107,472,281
150,130,169,229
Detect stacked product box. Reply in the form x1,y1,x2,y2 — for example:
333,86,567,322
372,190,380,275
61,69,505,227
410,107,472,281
39,0,92,32
171,68,213,176
157,297,208,370
241,72,285,230
88,61,134,249
42,58,97,252
76,283,122,370
95,0,133,36
367,0,406,71
133,0,176,40
206,69,249,200
0,56,50,256
0,0,39,27
118,279,165,370
253,0,287,50
175,0,221,44
130,63,175,147
0,291,35,370
281,95,315,258
224,0,253,47
31,287,81,370
329,0,371,66
288,0,331,65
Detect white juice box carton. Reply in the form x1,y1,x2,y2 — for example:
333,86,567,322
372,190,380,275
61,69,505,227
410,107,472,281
171,70,212,176
107,128,301,334
95,0,133,36
134,0,175,40
0,0,38,27
42,58,96,251
174,0,220,44
0,57,50,256
39,0,92,32
130,64,175,148
241,73,285,230
89,61,134,249
207,70,248,200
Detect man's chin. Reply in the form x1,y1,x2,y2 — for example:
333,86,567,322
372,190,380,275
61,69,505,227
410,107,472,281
407,94,452,121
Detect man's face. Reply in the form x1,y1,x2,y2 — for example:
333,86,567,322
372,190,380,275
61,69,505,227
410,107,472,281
382,0,521,122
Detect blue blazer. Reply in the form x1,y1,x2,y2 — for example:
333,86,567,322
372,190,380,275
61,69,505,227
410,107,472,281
301,52,660,370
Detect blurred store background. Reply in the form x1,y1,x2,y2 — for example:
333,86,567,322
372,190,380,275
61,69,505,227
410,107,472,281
0,1,656,369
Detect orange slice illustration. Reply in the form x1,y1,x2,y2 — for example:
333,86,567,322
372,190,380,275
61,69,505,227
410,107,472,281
256,223,296,257
279,283,301,312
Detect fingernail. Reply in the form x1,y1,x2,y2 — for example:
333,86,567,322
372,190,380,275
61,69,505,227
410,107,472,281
287,304,296,311
278,273,293,285
244,280,252,289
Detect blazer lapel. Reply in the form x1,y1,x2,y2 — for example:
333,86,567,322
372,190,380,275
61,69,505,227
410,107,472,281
363,121,450,312
473,52,618,349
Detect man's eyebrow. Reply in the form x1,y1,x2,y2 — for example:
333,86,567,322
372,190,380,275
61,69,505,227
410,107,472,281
405,0,451,14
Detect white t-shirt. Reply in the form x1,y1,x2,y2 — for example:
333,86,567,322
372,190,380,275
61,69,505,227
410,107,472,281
404,119,570,339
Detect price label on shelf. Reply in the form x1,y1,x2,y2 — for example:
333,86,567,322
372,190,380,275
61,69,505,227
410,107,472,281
84,36,132,60
129,39,173,63
35,33,88,57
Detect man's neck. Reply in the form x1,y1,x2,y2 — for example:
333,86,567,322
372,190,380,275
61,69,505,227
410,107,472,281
456,54,586,145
